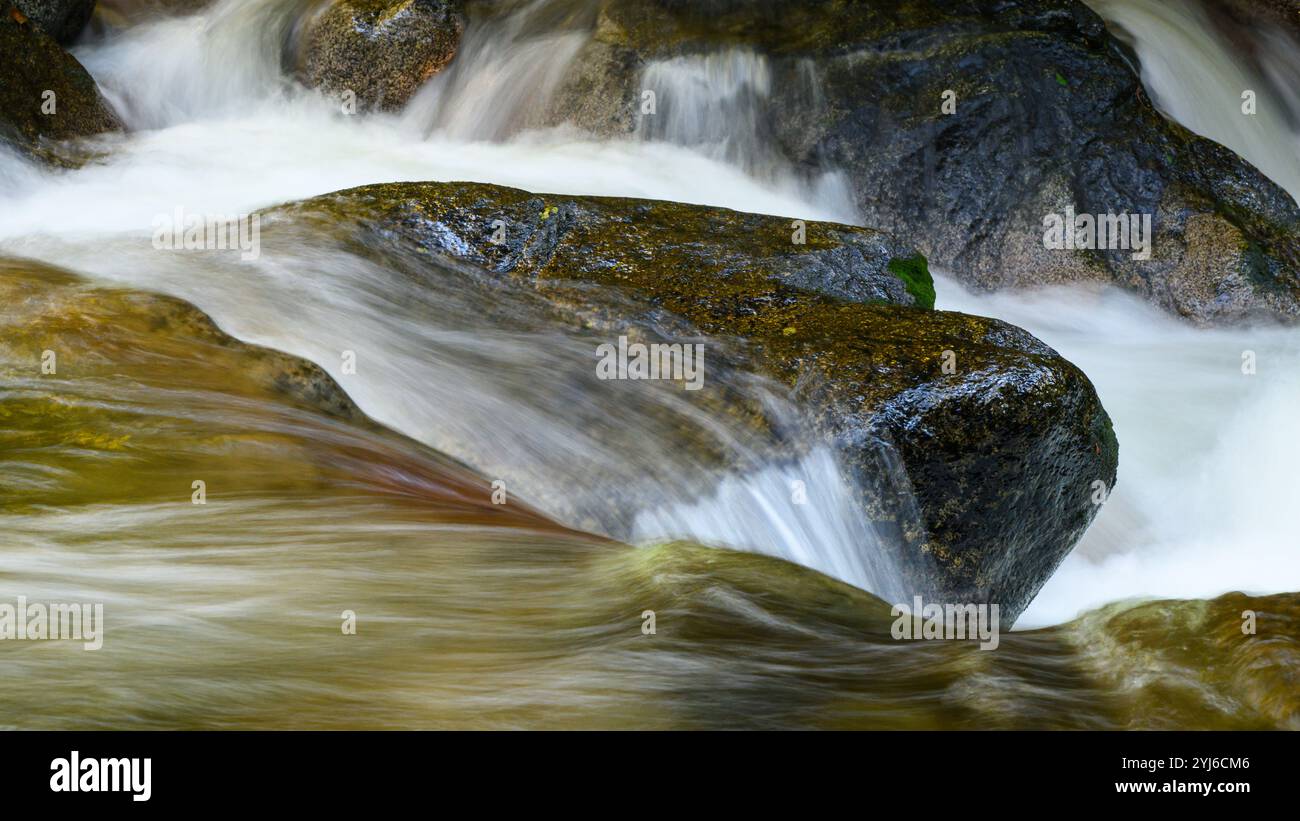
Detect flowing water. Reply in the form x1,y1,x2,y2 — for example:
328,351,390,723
1087,0,1300,202
0,0,1297,728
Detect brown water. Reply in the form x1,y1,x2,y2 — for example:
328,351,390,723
2,262,1296,730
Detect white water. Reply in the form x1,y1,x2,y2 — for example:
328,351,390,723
401,0,590,140
2,0,1298,623
1011,0,1300,624
1087,0,1300,204
636,48,858,219
938,276,1300,626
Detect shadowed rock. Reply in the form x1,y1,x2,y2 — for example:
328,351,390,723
14,0,95,43
1,0,121,164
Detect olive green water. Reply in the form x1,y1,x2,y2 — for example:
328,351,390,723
2,262,1296,730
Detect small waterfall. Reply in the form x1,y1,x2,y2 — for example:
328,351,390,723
75,0,321,130
401,0,592,141
636,50,776,172
635,49,858,218
633,447,907,600
1087,0,1300,202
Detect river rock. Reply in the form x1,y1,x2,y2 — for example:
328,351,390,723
536,0,1300,326
263,180,1119,623
1,0,121,164
297,0,464,111
13,0,95,43
0,257,573,536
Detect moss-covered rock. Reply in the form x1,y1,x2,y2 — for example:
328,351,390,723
262,180,1118,623
14,0,94,43
1,0,121,164
296,0,464,111
531,0,1300,325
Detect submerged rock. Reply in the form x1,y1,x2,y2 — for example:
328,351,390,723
1072,591,1300,729
1,0,121,164
536,0,1300,325
13,0,95,43
263,180,1118,623
297,0,464,111
0,257,563,528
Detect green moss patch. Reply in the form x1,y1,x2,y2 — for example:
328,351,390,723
887,252,936,310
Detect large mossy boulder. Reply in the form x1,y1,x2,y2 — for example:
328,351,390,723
296,0,464,111
1,0,121,164
533,0,1300,325
14,0,95,43
262,181,1118,623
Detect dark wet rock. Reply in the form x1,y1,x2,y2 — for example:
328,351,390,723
1,0,121,164
535,0,1300,326
297,0,464,111
263,180,1118,623
14,0,95,43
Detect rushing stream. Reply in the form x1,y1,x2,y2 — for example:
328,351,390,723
0,0,1297,728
